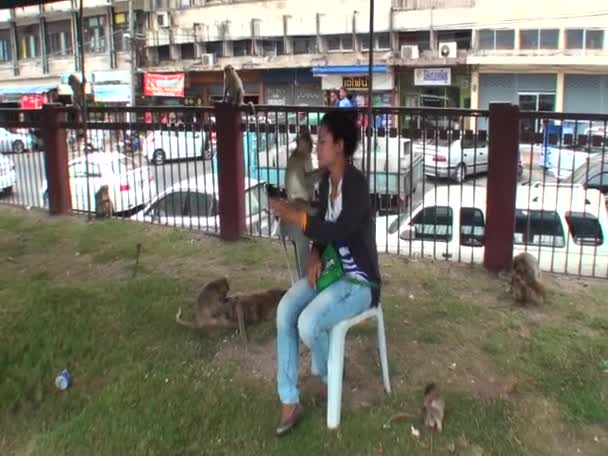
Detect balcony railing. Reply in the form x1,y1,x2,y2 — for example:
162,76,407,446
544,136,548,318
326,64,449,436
393,0,475,10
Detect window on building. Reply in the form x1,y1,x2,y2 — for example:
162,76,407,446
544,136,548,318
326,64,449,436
205,41,223,58
292,36,316,54
566,29,584,49
520,29,538,50
233,39,253,57
113,12,130,52
157,45,170,61
0,29,11,62
567,29,605,50
495,29,515,49
565,211,603,246
181,43,195,59
83,16,107,53
325,34,353,52
359,32,391,51
260,38,284,56
540,29,559,49
585,30,604,49
478,29,515,50
478,29,493,50
520,29,558,50
46,20,73,56
17,25,40,59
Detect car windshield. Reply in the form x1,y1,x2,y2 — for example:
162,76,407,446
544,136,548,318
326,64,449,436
564,157,603,183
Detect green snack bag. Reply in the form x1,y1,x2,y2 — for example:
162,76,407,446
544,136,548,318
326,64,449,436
316,243,344,292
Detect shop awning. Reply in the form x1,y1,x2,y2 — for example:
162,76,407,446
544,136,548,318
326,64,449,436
312,65,388,75
0,84,57,96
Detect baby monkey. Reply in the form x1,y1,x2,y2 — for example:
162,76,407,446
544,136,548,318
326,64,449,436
423,382,445,433
176,277,232,330
284,131,324,216
511,252,545,306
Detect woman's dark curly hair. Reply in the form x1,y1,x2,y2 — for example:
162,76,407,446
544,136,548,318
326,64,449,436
320,109,360,159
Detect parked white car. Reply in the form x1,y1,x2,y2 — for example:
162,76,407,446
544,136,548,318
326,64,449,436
142,128,214,165
0,153,16,194
417,137,488,183
0,127,33,154
131,174,272,236
375,184,608,277
40,152,156,214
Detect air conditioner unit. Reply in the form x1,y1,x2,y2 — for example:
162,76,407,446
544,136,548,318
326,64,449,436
157,11,170,29
439,41,457,58
400,45,419,59
201,53,215,66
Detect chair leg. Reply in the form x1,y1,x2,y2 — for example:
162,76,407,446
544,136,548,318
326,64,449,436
376,307,391,394
327,325,347,429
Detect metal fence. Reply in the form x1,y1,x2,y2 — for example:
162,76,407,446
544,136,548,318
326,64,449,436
0,104,606,279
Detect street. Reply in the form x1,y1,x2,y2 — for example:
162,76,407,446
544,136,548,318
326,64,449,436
0,145,555,214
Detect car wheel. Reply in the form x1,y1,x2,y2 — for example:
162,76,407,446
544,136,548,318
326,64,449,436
454,163,466,184
12,140,24,154
153,149,166,166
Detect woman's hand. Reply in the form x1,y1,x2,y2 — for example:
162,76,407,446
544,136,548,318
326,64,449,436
306,250,322,289
270,198,305,227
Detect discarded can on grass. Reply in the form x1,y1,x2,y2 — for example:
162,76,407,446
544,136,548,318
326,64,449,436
55,368,71,391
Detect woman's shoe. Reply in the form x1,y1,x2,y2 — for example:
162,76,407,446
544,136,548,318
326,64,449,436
275,404,303,436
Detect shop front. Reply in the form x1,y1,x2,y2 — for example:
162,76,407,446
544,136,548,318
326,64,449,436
262,68,323,106
564,74,608,114
187,70,261,106
398,66,470,109
313,65,396,127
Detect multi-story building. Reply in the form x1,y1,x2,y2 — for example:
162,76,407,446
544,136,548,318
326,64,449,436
139,0,607,116
0,0,146,109
0,0,606,117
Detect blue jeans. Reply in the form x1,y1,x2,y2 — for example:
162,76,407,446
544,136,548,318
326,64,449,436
276,277,372,404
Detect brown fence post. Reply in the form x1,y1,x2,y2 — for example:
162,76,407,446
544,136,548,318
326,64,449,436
41,103,71,215
214,102,246,241
484,103,520,273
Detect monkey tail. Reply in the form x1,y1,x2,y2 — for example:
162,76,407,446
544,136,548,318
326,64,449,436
175,307,196,328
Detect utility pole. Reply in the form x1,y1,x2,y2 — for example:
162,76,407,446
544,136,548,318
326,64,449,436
128,0,136,121
365,0,374,186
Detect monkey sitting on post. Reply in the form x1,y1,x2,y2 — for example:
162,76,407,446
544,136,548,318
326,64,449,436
94,185,112,219
175,276,286,343
68,74,86,142
222,64,256,117
511,252,545,306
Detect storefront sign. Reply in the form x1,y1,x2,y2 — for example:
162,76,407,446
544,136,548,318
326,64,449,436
94,70,131,85
20,94,47,110
414,68,451,86
58,72,93,95
143,73,185,97
94,84,131,103
343,76,369,90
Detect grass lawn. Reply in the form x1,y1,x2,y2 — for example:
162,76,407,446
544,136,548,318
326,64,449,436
1,207,607,456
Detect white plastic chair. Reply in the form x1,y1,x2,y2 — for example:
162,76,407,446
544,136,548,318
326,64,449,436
326,303,391,429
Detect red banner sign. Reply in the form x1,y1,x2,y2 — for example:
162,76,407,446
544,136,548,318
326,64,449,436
143,72,185,97
20,94,47,110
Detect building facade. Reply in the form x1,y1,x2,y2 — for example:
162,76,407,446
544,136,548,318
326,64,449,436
0,0,607,115
0,0,146,109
